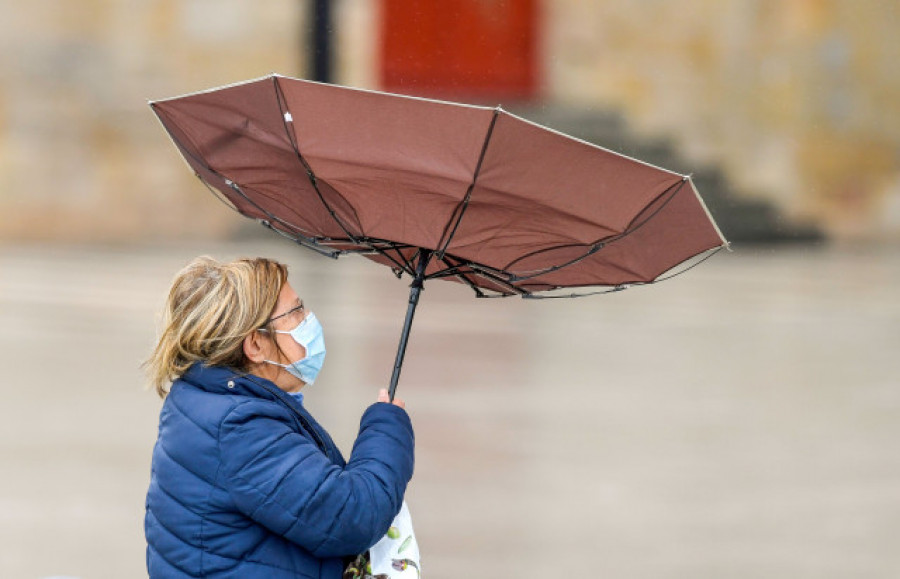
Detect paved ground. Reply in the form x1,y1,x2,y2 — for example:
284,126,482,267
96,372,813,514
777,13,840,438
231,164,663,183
1,239,898,578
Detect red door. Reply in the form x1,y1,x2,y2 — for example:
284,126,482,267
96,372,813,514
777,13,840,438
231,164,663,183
379,0,540,101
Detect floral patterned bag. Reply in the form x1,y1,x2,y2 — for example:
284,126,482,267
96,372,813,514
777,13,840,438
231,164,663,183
344,501,420,578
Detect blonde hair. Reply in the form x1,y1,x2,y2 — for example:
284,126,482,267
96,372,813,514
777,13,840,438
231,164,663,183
145,256,288,397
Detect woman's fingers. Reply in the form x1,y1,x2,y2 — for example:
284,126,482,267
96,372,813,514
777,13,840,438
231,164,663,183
377,388,406,409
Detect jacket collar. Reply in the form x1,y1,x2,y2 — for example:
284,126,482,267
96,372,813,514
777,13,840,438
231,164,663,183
182,362,279,399
179,363,344,465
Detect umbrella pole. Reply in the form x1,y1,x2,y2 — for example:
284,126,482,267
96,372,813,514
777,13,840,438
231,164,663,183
388,249,433,401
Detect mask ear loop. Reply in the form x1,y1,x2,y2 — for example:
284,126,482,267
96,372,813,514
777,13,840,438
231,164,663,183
256,294,293,371
258,324,293,369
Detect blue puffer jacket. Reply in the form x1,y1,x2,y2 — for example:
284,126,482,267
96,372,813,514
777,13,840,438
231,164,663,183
145,363,415,578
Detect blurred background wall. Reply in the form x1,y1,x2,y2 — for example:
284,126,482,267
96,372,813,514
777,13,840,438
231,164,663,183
0,0,303,242
544,1,900,242
1,0,899,244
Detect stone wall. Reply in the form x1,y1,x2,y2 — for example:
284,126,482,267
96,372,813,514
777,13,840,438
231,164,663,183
544,0,900,241
2,0,898,242
0,0,302,242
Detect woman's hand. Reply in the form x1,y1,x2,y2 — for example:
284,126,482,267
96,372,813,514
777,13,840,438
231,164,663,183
377,388,406,409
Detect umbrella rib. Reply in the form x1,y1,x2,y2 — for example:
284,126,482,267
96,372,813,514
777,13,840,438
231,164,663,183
194,177,337,256
225,182,326,239
505,178,690,282
522,245,726,299
151,110,344,254
427,257,493,283
257,220,346,258
434,254,487,297
648,244,726,284
272,76,425,276
435,107,501,262
620,178,690,240
504,239,620,283
163,129,348,257
197,175,241,213
273,77,367,247
219,179,346,257
427,254,528,297
381,243,417,277
522,285,633,299
469,266,529,297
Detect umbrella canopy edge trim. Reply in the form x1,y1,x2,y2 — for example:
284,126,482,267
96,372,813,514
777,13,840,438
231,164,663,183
148,73,281,105
148,101,208,180
271,73,497,112
502,108,685,178
687,175,731,250
150,73,497,113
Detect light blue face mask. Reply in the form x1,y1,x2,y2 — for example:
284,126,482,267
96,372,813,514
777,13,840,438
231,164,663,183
264,312,326,385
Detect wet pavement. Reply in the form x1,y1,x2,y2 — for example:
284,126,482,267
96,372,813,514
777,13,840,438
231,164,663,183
1,240,898,578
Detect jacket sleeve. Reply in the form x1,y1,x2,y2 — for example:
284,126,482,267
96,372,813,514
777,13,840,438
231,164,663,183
217,400,414,558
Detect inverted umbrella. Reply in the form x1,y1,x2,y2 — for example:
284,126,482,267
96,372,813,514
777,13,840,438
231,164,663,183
150,74,728,398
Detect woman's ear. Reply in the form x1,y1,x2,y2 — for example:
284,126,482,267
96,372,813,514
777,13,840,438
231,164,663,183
242,330,268,363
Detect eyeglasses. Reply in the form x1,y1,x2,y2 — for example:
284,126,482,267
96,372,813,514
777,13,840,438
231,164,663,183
267,300,305,324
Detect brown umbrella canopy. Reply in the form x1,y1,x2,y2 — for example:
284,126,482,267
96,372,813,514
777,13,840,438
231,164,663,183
151,74,727,298
151,74,728,397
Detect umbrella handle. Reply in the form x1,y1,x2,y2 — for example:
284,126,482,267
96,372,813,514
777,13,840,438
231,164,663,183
388,250,432,401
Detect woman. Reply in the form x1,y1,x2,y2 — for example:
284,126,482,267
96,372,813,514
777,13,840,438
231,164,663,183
144,256,414,578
